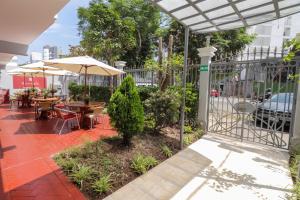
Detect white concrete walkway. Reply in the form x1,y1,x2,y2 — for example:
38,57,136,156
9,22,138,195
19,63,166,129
105,134,293,200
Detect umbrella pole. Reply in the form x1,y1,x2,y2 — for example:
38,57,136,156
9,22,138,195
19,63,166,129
84,66,87,97
31,74,34,88
23,73,26,89
43,69,46,89
52,75,54,97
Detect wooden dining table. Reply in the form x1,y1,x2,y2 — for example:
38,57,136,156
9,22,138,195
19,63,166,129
32,97,59,120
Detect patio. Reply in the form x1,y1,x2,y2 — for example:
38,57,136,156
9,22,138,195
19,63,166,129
0,104,116,200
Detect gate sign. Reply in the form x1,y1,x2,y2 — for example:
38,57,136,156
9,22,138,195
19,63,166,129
199,64,208,72
13,75,46,89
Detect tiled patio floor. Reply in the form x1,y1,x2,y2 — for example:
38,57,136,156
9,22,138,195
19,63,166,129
0,104,117,200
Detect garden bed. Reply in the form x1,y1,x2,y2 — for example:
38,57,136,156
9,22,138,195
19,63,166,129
54,127,202,200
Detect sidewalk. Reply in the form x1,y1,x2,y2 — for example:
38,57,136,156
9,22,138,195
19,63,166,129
106,134,293,200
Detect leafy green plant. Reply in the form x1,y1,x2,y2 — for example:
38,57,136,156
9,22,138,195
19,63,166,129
183,135,194,146
131,154,158,174
161,145,173,158
137,86,159,102
284,38,300,62
108,75,144,145
184,125,193,134
144,88,181,131
92,175,112,194
70,165,93,189
65,146,82,158
55,157,78,173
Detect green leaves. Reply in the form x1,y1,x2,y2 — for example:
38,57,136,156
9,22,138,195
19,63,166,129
284,38,300,62
78,0,160,67
108,75,144,145
92,175,112,194
131,154,158,174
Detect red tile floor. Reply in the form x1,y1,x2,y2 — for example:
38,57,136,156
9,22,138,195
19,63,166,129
0,104,117,200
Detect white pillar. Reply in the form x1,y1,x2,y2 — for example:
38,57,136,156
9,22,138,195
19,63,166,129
197,44,217,130
291,33,300,152
114,61,126,86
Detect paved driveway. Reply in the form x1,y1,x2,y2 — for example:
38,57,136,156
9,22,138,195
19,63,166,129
106,134,293,200
0,105,116,200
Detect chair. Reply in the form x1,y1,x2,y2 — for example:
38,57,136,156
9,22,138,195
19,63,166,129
54,108,80,135
85,106,105,129
9,95,18,109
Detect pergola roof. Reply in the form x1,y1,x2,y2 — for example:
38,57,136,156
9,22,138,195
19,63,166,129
150,0,300,33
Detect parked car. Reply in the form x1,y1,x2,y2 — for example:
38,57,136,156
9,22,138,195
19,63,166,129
257,88,272,102
210,89,220,97
253,93,293,130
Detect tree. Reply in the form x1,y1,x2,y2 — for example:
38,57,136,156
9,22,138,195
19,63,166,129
78,0,136,65
68,45,87,57
77,0,160,67
166,20,255,63
108,75,144,145
110,0,161,68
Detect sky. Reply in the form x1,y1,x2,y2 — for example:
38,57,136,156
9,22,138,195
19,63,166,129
18,0,91,64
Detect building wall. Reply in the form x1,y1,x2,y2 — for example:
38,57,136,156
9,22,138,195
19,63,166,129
247,13,300,50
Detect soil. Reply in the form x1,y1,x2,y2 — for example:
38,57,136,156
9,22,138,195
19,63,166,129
54,128,182,200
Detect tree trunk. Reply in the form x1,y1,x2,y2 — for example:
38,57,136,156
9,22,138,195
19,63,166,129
123,133,131,146
161,35,173,91
158,37,163,90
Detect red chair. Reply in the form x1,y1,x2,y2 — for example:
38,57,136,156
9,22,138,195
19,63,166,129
54,108,80,135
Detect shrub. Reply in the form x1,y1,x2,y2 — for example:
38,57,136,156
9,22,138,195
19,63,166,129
68,82,111,103
89,85,111,103
169,83,198,123
137,86,159,102
184,125,193,134
70,165,93,189
131,154,158,174
185,84,199,122
144,88,181,131
68,82,84,101
92,175,112,194
108,75,144,145
161,145,173,158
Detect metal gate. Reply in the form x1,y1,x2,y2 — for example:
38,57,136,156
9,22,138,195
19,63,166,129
208,55,299,149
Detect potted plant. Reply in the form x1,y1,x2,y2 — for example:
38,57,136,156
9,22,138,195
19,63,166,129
42,89,49,99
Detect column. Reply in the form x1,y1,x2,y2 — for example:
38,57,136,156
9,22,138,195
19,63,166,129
291,33,300,152
197,39,217,131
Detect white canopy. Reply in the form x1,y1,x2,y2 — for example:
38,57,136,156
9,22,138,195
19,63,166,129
20,61,58,71
7,67,77,77
151,0,300,33
7,68,42,75
44,56,125,76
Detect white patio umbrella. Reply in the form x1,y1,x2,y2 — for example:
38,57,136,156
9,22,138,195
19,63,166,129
7,68,43,88
44,56,125,96
20,61,58,88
